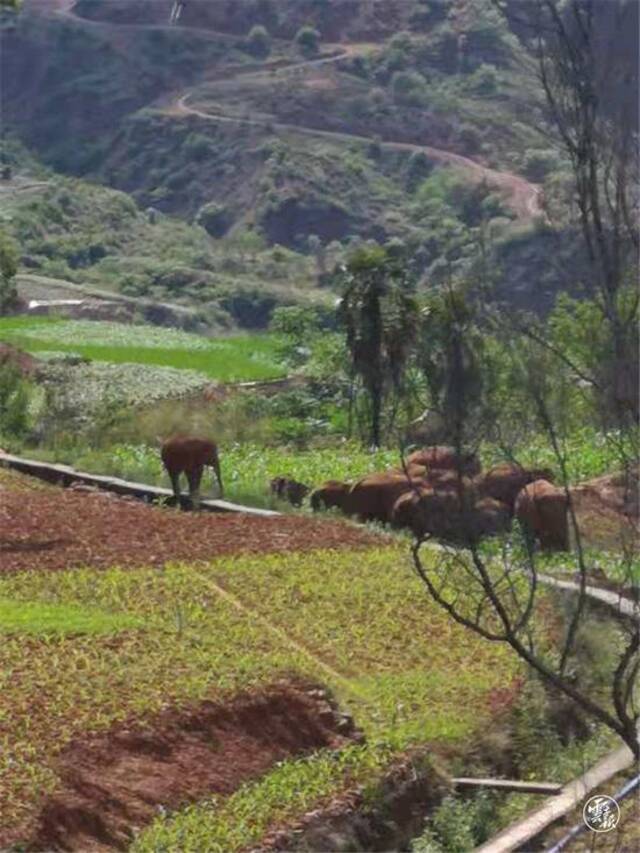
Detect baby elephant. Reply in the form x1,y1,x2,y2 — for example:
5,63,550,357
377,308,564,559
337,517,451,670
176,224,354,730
270,477,310,507
161,435,223,509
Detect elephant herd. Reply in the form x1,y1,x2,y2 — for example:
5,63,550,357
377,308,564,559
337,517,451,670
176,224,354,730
309,446,570,551
160,435,570,551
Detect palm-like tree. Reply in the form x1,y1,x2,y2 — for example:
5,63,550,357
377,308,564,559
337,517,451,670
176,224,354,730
338,245,418,447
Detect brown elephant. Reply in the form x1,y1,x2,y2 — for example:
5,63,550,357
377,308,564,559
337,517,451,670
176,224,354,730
424,468,474,494
470,497,512,540
310,480,351,512
405,445,481,478
392,487,508,545
476,463,554,512
161,435,223,509
391,486,465,539
346,472,424,523
270,477,310,507
515,479,569,551
389,462,428,479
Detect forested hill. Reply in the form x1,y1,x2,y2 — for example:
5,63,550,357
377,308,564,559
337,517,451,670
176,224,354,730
0,0,635,327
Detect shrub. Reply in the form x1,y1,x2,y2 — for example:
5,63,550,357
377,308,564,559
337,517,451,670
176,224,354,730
295,26,320,57
185,133,212,162
466,63,499,96
0,363,32,441
0,231,19,314
523,149,561,182
195,202,232,237
246,24,271,58
391,70,428,107
406,150,432,191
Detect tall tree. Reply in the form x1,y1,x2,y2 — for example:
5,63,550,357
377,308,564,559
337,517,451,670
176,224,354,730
338,245,418,447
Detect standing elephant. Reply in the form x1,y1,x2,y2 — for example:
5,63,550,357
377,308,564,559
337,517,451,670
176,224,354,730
161,435,223,509
476,463,554,513
310,480,352,512
391,486,464,539
515,479,569,551
346,472,424,523
391,487,507,545
405,445,481,478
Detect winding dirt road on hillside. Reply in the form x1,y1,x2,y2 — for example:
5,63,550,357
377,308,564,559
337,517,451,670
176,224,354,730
29,0,544,220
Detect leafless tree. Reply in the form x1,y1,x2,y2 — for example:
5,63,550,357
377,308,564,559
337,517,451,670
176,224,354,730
492,0,638,427
409,326,639,758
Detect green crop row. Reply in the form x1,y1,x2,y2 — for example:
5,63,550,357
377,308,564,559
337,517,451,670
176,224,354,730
0,546,518,845
0,318,285,382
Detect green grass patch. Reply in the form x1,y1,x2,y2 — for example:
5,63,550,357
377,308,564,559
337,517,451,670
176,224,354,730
0,598,142,636
0,319,285,382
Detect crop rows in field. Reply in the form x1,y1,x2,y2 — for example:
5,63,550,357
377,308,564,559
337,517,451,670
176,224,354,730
0,317,285,382
0,544,518,848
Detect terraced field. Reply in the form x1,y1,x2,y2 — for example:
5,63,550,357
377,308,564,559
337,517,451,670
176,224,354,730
0,468,520,850
0,317,285,382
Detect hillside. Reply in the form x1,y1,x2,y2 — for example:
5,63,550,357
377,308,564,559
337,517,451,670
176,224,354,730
0,0,592,322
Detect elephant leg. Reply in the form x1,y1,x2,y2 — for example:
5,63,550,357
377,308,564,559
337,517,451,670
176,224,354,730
169,471,182,505
187,466,203,510
539,500,569,551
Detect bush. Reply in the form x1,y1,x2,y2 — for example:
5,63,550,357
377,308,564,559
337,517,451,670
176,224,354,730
246,24,271,58
466,63,499,96
523,149,561,182
391,70,428,107
0,364,33,441
195,202,232,237
295,26,320,57
406,150,432,191
185,133,212,162
0,231,19,314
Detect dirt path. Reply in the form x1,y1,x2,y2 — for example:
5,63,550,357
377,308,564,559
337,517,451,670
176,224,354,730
174,89,542,220
30,0,544,221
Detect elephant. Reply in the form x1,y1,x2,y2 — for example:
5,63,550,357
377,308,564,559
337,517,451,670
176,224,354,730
391,486,465,539
470,497,512,539
391,487,508,545
310,480,351,512
475,463,554,513
270,477,310,507
405,445,481,478
161,435,223,509
515,479,569,551
346,472,424,524
388,462,428,479
424,468,475,494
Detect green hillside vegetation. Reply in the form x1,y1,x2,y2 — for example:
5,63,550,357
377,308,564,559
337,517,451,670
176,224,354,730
0,150,333,327
0,0,587,319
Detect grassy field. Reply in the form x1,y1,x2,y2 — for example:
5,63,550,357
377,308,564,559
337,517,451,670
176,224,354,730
0,486,519,849
0,317,285,382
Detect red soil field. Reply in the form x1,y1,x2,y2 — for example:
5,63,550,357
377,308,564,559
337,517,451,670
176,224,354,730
24,681,356,851
0,478,385,573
